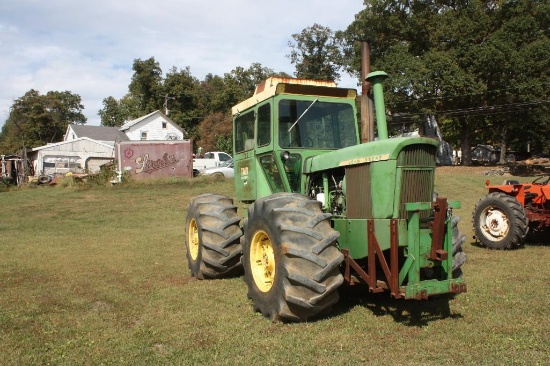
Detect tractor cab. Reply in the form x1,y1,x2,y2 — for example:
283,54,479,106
231,77,358,203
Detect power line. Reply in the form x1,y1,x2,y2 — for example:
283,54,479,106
390,99,550,123
393,81,550,104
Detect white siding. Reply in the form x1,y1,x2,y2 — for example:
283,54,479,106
87,158,112,172
124,115,184,141
31,139,114,176
65,125,78,141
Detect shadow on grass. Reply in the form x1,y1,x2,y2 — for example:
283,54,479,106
526,228,550,245
329,285,463,327
470,235,549,250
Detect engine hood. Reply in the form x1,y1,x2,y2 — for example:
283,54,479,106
304,136,439,173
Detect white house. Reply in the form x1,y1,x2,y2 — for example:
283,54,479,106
30,138,115,176
28,111,188,177
119,110,186,141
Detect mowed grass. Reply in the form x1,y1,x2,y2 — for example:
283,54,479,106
1,170,548,365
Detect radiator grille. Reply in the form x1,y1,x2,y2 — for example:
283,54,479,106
345,164,372,219
397,145,436,167
399,169,434,219
344,144,436,219
398,144,436,219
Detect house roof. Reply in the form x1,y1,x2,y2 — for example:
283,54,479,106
67,124,129,142
32,137,114,152
119,110,186,134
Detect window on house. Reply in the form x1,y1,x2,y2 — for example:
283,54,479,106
162,121,167,129
141,131,148,140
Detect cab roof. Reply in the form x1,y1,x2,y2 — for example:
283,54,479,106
231,77,357,116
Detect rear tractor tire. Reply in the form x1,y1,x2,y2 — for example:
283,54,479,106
185,194,243,279
472,192,528,249
242,193,344,322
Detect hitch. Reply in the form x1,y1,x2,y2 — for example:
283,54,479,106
429,197,448,261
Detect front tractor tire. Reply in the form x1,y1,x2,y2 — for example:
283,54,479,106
185,194,243,279
473,192,528,250
451,215,467,278
242,193,344,322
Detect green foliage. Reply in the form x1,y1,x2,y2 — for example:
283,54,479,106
98,96,127,127
161,66,202,132
129,57,164,114
288,24,343,81
215,134,233,154
97,57,164,127
0,90,86,153
96,61,287,152
342,0,550,160
87,162,118,186
218,63,282,112
198,73,227,114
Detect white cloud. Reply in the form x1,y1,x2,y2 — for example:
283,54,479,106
0,0,364,128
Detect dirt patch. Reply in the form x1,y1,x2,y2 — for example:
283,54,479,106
437,163,550,176
91,301,113,311
436,166,506,175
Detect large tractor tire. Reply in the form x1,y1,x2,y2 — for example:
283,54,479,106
472,192,528,249
421,215,466,280
451,215,467,278
185,194,243,279
242,193,344,322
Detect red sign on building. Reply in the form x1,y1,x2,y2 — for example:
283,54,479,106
116,141,193,179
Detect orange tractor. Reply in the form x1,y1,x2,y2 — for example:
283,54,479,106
473,174,550,249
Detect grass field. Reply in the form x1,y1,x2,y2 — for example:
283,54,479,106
1,168,548,365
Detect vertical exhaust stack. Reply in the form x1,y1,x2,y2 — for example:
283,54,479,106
366,71,389,140
360,40,374,143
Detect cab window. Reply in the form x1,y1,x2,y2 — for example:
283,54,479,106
235,111,255,153
257,103,271,147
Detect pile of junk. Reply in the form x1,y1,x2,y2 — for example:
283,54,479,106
1,152,35,187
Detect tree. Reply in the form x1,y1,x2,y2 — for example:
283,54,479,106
288,24,343,81
98,57,164,126
162,66,202,133
0,90,86,153
218,63,282,112
128,57,163,114
342,0,550,163
197,112,232,152
198,73,227,114
190,63,286,152
95,60,289,153
98,96,126,127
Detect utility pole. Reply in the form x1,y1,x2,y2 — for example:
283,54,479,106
160,94,175,116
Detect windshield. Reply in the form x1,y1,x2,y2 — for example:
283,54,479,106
278,99,357,149
221,159,233,167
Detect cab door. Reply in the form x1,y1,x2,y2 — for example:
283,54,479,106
234,110,257,202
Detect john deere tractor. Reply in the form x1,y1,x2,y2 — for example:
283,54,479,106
185,71,467,322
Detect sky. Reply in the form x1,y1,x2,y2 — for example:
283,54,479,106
0,0,365,128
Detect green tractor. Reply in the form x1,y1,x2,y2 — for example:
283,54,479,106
185,71,467,322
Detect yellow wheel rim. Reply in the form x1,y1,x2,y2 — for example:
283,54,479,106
250,230,275,292
188,218,199,260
